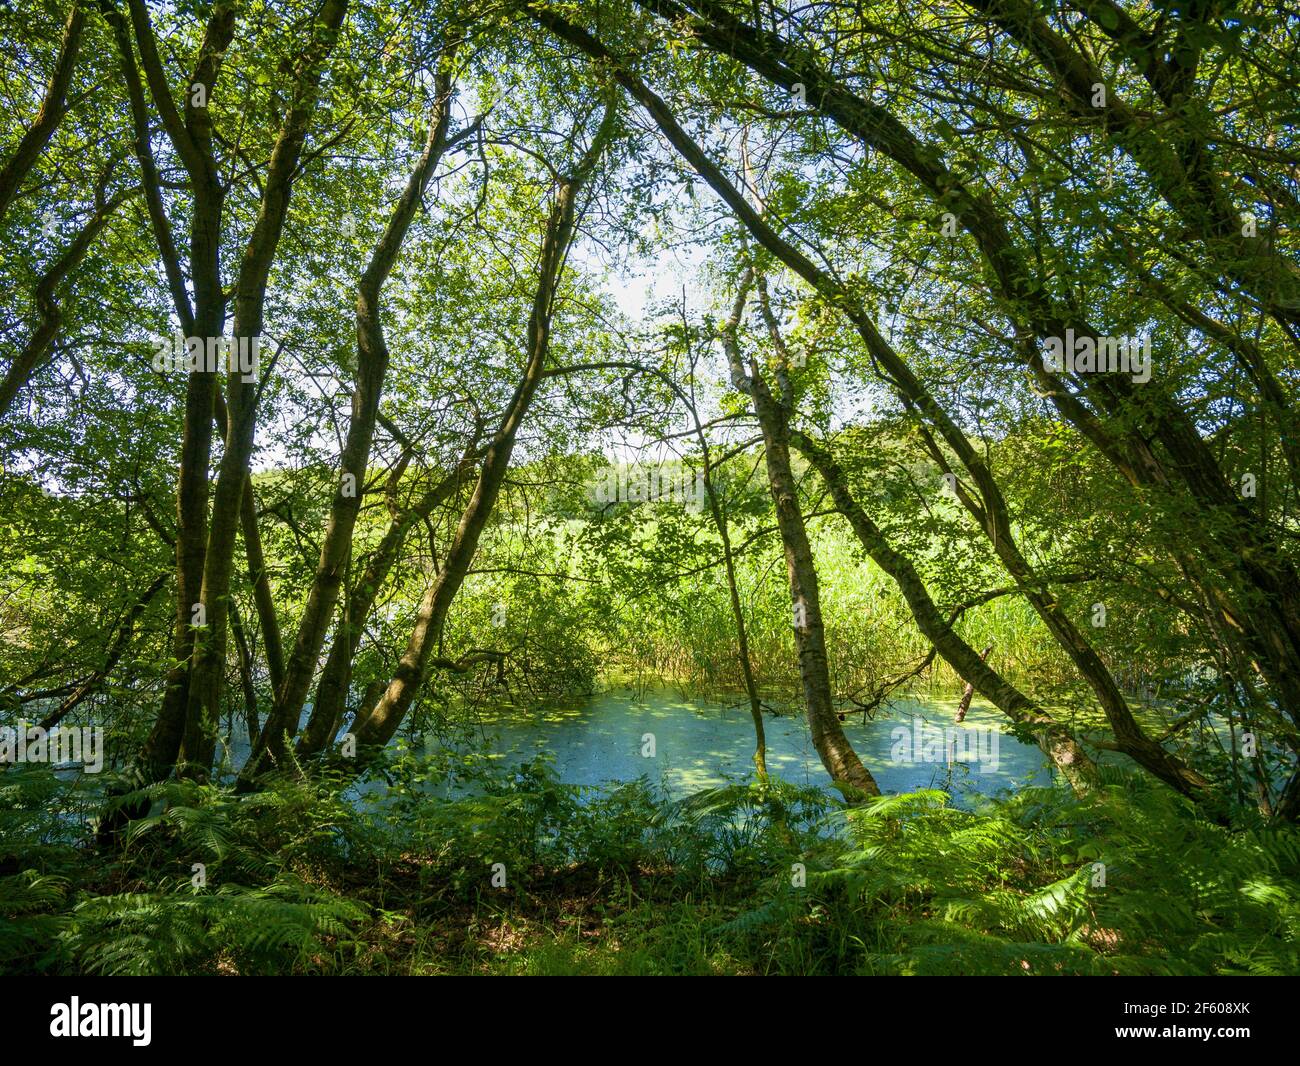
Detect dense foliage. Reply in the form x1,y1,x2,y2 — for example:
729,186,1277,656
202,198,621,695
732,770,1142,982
3,0,1300,975
4,754,1298,975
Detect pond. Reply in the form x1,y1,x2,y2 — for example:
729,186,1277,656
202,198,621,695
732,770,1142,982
413,686,1055,804
32,685,1053,811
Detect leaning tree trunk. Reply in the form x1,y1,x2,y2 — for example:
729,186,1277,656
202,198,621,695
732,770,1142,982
180,0,350,777
695,406,766,777
0,4,84,224
720,275,880,798
243,103,618,780
295,449,481,758
790,429,1098,793
245,61,458,777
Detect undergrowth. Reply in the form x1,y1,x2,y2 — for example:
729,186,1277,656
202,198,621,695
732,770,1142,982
1,753,1296,975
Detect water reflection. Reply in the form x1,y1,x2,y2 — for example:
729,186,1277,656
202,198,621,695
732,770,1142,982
430,687,1054,805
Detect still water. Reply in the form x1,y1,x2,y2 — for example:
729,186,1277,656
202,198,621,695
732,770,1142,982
416,686,1055,803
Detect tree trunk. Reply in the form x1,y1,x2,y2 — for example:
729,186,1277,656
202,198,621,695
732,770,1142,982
0,5,84,224
295,450,481,758
341,109,616,758
720,277,880,797
245,63,457,776
180,0,351,777
695,400,766,776
790,429,1098,792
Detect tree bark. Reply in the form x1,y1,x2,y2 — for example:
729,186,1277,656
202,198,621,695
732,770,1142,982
0,4,84,224
339,107,616,759
295,448,482,759
180,0,351,777
789,430,1098,792
0,186,138,419
721,276,880,797
245,61,458,776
